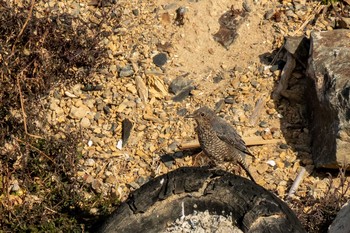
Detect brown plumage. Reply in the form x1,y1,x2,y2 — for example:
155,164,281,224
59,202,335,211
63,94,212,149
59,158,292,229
187,106,256,183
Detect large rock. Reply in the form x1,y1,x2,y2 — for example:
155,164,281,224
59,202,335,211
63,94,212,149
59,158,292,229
328,201,350,233
307,29,350,169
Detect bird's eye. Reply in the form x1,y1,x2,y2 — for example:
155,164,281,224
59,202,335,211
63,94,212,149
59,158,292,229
200,112,205,117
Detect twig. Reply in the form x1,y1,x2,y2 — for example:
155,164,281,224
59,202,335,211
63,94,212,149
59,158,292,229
272,52,296,101
270,45,284,66
10,0,42,139
16,71,43,139
12,136,56,164
44,206,58,214
10,0,35,55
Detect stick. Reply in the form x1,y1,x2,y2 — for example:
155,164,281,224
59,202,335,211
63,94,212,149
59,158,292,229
272,52,296,101
287,167,306,198
11,0,35,55
16,72,43,139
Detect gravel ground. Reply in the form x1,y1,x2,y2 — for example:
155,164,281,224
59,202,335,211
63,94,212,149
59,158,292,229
42,0,349,206
2,0,350,231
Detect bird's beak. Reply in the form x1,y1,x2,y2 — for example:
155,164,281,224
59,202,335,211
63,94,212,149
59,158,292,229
185,113,194,118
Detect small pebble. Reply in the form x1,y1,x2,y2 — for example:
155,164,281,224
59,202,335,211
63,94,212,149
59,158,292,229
168,141,179,151
256,163,269,174
70,106,89,119
91,179,102,193
153,53,167,67
132,9,139,16
65,91,77,98
85,158,95,167
103,105,111,115
250,80,259,88
116,139,123,150
259,121,268,128
176,108,187,116
172,86,194,102
90,208,99,215
11,181,20,192
224,97,235,104
94,112,101,121
80,117,91,128
129,182,140,189
264,9,275,20
169,75,192,95
88,140,93,147
119,65,134,77
266,160,276,167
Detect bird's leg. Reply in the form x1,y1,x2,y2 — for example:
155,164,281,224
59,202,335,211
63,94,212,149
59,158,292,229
226,162,241,174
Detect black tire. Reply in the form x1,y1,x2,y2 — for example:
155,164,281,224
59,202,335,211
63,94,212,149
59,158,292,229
98,167,306,233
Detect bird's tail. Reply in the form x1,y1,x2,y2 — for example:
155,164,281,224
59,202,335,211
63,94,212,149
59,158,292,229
245,148,255,158
237,160,256,183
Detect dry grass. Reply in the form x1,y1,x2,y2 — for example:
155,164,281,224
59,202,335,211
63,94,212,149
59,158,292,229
290,168,350,233
0,1,120,231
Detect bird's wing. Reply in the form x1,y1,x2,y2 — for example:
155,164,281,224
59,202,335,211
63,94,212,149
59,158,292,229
212,117,254,156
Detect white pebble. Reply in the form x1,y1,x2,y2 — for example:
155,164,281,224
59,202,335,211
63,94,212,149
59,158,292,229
266,160,276,167
116,139,123,150
160,178,164,185
88,140,93,147
11,181,20,192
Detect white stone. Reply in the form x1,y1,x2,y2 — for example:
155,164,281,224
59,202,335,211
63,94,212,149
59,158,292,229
266,160,276,167
88,140,93,147
116,139,123,150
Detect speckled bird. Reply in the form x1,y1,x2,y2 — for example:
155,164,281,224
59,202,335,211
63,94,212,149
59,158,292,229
187,106,256,183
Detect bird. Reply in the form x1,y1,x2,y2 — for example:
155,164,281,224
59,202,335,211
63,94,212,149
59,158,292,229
186,106,256,183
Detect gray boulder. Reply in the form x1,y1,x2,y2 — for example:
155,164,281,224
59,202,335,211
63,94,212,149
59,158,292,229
328,200,350,233
307,29,350,169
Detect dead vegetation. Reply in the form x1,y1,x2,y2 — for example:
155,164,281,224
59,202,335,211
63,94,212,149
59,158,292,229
291,168,350,233
0,1,120,231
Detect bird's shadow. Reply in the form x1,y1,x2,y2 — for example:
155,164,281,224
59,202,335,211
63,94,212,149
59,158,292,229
159,147,204,168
